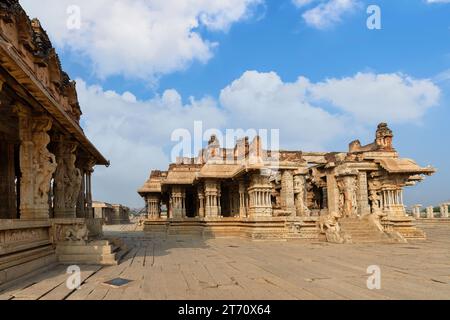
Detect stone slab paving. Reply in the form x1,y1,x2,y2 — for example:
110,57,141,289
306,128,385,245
0,222,449,300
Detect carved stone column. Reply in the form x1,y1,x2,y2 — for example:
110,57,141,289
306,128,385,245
198,185,205,218
294,173,310,217
238,180,247,218
147,194,161,219
53,137,82,218
171,186,185,219
336,170,358,218
380,187,407,218
280,170,295,216
442,204,449,218
357,172,370,216
412,205,422,219
0,137,16,219
14,105,57,220
248,173,272,218
76,169,86,218
205,180,220,218
84,160,95,218
426,206,434,219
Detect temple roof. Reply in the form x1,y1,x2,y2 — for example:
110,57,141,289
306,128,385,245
375,158,435,175
198,164,243,179
0,1,108,166
163,170,199,185
138,181,162,194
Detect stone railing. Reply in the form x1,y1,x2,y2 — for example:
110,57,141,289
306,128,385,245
411,203,449,219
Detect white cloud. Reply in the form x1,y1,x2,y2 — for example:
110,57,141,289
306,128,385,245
426,0,450,3
219,71,347,150
20,0,263,81
292,0,316,7
76,79,226,206
292,0,360,29
76,71,440,207
309,73,440,124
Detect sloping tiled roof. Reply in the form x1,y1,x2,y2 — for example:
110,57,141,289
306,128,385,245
198,164,243,179
163,170,198,185
375,158,435,174
138,180,162,193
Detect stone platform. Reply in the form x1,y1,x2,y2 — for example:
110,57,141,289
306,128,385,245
145,217,322,241
0,222,449,300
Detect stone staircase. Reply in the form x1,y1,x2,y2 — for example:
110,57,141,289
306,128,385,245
56,238,129,266
339,216,399,244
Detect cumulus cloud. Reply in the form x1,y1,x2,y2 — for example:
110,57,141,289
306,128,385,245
292,0,360,29
309,73,440,123
219,71,347,150
76,79,226,206
75,71,440,207
20,0,263,80
292,0,316,7
426,0,450,3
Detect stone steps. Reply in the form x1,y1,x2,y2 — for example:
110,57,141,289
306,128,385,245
340,217,392,244
56,238,129,266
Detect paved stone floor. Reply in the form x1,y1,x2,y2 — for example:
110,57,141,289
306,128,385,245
1,222,449,300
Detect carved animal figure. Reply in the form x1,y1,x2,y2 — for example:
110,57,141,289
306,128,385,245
65,225,89,242
317,211,341,234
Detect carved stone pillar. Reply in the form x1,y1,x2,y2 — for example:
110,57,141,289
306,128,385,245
380,187,407,218
248,173,272,218
85,161,95,218
171,186,185,219
76,169,86,218
336,170,358,218
238,180,247,218
442,204,449,218
205,180,220,218
280,170,295,216
14,105,57,220
147,194,161,219
0,138,16,219
426,206,434,219
357,172,370,216
198,186,205,218
53,137,82,218
294,173,310,217
412,205,422,219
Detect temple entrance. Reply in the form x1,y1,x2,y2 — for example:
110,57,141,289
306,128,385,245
220,183,231,217
220,181,240,217
185,187,196,218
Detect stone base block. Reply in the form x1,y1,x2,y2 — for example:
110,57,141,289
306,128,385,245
56,240,124,266
143,217,325,241
383,216,426,240
143,220,169,233
0,246,56,287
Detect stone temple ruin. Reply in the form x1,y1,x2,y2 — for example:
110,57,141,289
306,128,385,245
0,1,127,287
139,123,436,243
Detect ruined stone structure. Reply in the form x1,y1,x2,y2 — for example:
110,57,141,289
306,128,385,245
139,123,435,242
412,202,449,219
0,1,122,287
93,202,130,225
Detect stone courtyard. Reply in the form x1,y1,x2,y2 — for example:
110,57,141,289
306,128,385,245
0,221,449,300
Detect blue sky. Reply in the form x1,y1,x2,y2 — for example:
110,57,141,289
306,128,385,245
21,0,450,207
